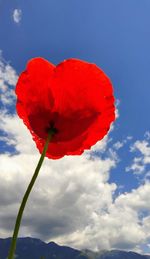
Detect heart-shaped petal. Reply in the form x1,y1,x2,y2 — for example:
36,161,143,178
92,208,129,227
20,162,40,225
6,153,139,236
16,57,115,159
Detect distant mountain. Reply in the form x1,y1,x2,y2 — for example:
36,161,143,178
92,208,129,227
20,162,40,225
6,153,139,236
0,237,150,259
82,249,150,259
0,238,86,259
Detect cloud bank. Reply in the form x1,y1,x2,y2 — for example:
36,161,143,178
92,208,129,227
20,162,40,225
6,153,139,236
0,53,150,254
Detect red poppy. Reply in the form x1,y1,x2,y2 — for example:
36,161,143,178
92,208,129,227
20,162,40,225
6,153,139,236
15,58,115,159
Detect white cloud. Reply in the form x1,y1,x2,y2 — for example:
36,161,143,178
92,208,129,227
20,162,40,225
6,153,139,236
115,99,120,119
145,131,150,140
0,111,36,154
0,52,18,107
113,141,124,150
131,140,150,158
126,139,150,175
53,182,150,253
113,136,133,151
126,157,145,175
12,9,22,24
86,135,109,154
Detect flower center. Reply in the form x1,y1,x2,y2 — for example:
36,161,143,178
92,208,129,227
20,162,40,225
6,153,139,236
46,121,58,135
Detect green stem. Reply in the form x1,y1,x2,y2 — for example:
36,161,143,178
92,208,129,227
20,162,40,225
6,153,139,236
8,132,52,259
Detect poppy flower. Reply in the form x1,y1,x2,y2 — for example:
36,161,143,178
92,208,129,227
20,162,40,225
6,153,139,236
16,58,115,159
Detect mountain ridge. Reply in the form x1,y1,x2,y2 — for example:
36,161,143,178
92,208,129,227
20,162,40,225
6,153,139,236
0,237,150,259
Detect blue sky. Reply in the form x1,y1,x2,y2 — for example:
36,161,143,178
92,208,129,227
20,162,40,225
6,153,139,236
0,0,150,255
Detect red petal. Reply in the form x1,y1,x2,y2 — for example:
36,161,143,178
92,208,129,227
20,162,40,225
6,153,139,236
16,58,115,159
16,57,55,139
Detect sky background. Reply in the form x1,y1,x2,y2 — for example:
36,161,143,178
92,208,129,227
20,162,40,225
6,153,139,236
0,0,150,255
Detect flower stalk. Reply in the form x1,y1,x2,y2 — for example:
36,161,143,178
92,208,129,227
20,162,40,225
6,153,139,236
7,132,53,259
